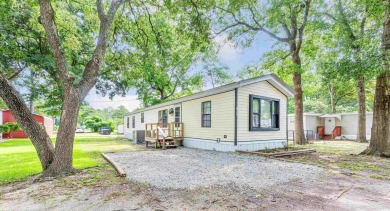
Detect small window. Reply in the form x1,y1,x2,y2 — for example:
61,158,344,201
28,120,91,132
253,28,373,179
132,116,135,128
201,101,211,127
175,107,180,123
249,95,280,131
158,110,168,128
141,113,144,123
127,117,130,128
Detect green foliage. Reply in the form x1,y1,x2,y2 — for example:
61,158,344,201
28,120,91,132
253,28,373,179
79,104,128,131
4,122,20,133
201,60,234,87
94,121,115,132
0,124,10,134
97,3,214,107
83,115,114,132
0,99,7,109
84,116,102,132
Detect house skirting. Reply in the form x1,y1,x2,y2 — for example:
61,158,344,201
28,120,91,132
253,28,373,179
183,138,287,152
124,133,133,140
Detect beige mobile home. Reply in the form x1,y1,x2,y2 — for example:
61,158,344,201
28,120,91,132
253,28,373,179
123,74,295,152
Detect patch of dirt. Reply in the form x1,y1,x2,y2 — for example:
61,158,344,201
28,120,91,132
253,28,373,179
1,156,390,211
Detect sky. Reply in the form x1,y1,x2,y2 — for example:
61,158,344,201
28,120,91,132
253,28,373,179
85,33,277,112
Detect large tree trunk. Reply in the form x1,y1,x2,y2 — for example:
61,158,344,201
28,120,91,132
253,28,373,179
292,52,306,145
328,81,336,113
362,0,390,157
356,75,367,142
0,73,55,170
43,90,81,176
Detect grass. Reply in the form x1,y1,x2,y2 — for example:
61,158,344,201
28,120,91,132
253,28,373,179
286,140,390,180
288,140,368,155
0,135,144,185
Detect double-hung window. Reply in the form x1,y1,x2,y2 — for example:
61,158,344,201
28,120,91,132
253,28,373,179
141,113,144,123
132,116,135,128
249,95,280,131
174,107,180,123
201,101,211,127
158,110,168,128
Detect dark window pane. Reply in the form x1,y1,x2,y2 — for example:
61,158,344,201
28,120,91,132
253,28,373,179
249,95,280,130
252,114,260,128
158,110,168,127
201,101,211,127
252,99,260,113
175,107,180,123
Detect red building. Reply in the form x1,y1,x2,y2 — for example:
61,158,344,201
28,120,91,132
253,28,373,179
1,110,54,139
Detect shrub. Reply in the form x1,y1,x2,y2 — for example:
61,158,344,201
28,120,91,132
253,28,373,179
3,122,20,138
0,125,10,134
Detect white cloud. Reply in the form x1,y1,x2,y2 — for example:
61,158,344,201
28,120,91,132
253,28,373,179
214,33,242,61
84,88,140,112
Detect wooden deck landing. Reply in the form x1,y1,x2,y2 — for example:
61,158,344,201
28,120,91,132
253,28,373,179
145,122,184,150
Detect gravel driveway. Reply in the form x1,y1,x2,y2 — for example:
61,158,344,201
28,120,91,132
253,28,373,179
107,148,324,190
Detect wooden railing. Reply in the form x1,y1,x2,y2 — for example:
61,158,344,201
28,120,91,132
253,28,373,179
331,126,342,140
317,126,325,139
145,122,184,142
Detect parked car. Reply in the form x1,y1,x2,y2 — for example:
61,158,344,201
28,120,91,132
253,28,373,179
75,127,84,133
99,127,111,135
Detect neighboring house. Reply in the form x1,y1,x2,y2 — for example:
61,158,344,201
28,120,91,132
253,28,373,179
1,110,54,139
124,74,295,152
288,112,373,140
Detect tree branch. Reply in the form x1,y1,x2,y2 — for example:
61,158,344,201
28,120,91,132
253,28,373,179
77,0,127,97
7,63,26,80
38,0,71,87
336,0,357,42
324,13,338,22
297,0,311,52
264,51,292,69
215,6,290,43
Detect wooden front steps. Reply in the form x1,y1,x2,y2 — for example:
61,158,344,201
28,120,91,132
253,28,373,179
145,122,184,150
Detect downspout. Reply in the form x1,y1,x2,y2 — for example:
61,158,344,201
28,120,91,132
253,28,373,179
234,88,238,146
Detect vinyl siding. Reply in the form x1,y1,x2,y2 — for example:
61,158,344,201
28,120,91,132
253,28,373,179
124,104,181,138
237,81,288,141
287,113,373,140
304,115,322,133
123,81,288,143
2,110,46,139
336,113,373,136
182,91,235,142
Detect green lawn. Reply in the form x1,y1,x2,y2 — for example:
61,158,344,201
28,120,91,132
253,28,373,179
0,135,143,185
289,140,368,155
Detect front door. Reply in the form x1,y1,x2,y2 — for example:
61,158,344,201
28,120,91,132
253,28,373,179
325,117,335,135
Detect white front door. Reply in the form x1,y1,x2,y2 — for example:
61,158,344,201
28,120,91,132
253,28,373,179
325,117,335,135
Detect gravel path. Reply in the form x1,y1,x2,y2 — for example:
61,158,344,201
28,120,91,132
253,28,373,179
107,148,324,190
